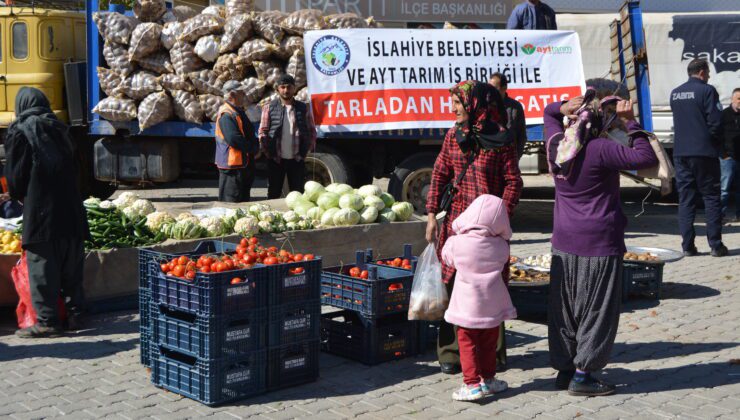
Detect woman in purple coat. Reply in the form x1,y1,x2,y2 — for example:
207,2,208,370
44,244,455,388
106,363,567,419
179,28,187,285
544,81,658,396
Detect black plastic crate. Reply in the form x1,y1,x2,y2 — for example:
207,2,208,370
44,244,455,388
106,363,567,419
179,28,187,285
139,288,152,366
508,282,549,316
152,346,266,406
268,300,321,346
622,261,664,301
416,321,440,354
152,305,267,360
366,244,418,272
267,339,319,391
320,310,418,365
321,255,413,318
266,258,322,305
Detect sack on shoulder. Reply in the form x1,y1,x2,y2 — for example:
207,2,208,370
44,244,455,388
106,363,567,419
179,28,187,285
631,130,675,196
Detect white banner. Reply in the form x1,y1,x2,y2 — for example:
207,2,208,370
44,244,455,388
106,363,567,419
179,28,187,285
304,29,586,132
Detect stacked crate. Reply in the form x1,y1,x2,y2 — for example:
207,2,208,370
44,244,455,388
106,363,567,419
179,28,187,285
320,246,421,365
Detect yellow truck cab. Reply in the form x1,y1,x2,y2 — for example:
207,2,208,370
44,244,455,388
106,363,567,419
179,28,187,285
0,5,85,128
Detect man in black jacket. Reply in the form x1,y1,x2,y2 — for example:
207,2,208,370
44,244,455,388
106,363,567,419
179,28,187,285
215,81,259,202
258,75,317,199
490,72,528,159
720,88,740,223
670,59,727,257
4,87,90,338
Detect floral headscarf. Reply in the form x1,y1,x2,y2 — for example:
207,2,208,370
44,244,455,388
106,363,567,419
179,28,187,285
449,80,512,152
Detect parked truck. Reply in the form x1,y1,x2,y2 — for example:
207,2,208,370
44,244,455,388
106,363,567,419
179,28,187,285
1,0,657,211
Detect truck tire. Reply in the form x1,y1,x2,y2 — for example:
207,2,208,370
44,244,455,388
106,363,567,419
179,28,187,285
305,146,352,186
388,152,437,215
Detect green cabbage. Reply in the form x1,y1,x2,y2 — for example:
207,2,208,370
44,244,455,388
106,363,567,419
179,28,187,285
392,202,414,221
306,206,323,221
379,192,396,208
359,206,378,224
328,183,353,196
303,181,325,202
285,191,304,209
293,200,314,216
317,192,340,210
358,185,382,198
363,195,385,211
378,208,397,223
333,208,360,226
320,208,340,226
339,193,364,211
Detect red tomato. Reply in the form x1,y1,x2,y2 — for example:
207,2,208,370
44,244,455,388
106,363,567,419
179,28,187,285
393,258,402,267
259,251,268,259
247,244,257,253
210,262,219,272
304,254,315,261
185,270,196,280
231,277,243,284
264,257,279,265
160,263,169,273
173,265,186,278
240,238,249,247
244,254,257,264
279,249,289,257
166,271,173,276
376,260,384,265
200,265,211,273
293,267,305,274
402,264,412,270
349,267,361,278
237,248,247,257
388,283,403,291
402,259,410,266
177,256,189,266
293,253,304,262
224,259,235,270
360,270,369,279
215,262,226,272
249,237,259,245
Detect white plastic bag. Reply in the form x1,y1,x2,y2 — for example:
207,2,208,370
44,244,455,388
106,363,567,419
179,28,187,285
408,243,448,321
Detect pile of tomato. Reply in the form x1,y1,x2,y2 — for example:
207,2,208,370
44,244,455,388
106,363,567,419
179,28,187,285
375,257,413,270
348,267,369,279
159,237,315,284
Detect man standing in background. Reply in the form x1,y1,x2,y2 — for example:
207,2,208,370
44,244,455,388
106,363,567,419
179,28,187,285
507,0,557,30
670,59,727,257
490,72,528,159
720,88,740,223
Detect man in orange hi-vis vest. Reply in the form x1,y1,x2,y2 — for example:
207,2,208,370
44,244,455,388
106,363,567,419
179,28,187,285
215,81,259,202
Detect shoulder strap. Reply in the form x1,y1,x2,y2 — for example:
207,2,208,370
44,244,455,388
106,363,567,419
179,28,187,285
453,152,476,188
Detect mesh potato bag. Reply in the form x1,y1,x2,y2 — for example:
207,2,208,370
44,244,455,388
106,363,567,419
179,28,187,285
93,12,137,45
325,13,368,29
366,16,382,28
254,60,285,87
160,11,177,24
213,54,251,82
103,41,136,76
135,51,174,74
253,11,286,44
172,90,204,123
128,22,163,60
158,74,194,92
242,77,267,104
274,35,304,60
120,71,162,100
188,70,225,96
237,38,276,64
285,51,307,89
133,0,167,23
198,94,225,121
282,9,326,35
170,40,206,75
172,5,198,22
219,14,253,53
93,97,137,122
138,91,173,130
226,0,254,18
202,5,227,19
194,35,221,63
98,67,123,97
295,86,309,103
178,14,225,43
160,22,183,50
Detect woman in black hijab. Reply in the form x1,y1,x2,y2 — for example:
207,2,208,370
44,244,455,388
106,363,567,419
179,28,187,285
5,87,89,338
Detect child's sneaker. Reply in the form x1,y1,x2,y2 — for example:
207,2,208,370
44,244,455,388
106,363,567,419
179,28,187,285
452,384,484,401
480,378,508,396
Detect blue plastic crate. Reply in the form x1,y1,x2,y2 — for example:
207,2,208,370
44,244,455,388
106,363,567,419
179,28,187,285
267,300,321,346
267,339,319,391
365,244,418,272
320,310,418,365
139,288,152,366
416,321,440,354
266,258,322,305
321,253,413,318
622,261,664,301
139,240,238,288
152,304,267,360
152,346,266,406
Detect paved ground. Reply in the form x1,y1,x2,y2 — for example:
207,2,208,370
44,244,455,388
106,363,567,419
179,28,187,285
1,175,739,419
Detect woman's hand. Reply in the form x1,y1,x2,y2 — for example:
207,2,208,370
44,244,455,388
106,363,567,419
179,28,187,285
425,214,438,243
616,99,636,122
560,96,585,119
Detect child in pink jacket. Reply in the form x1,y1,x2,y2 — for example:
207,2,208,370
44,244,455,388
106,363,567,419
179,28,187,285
442,194,517,401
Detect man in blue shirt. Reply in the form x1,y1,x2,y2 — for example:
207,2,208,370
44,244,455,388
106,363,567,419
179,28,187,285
507,0,557,30
670,59,727,257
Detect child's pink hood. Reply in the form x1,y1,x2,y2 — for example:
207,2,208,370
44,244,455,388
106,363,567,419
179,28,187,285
451,194,512,240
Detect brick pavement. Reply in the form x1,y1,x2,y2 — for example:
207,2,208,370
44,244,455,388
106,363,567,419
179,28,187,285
1,179,739,419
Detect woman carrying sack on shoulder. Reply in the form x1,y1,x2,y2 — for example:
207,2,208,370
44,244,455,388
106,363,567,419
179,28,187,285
425,80,523,375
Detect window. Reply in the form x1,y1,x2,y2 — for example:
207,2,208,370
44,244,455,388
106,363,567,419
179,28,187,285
12,22,28,60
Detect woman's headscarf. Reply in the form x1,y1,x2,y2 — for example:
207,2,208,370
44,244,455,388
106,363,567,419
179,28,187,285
7,87,73,169
449,80,512,153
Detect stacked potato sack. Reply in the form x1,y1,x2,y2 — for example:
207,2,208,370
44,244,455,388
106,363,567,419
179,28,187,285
93,2,376,129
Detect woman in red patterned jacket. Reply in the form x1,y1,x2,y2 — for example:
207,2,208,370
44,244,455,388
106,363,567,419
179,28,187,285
426,80,523,375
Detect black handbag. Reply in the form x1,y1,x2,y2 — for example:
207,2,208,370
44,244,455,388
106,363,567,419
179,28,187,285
437,152,476,215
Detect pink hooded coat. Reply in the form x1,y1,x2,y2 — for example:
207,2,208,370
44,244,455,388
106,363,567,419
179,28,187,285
442,194,517,329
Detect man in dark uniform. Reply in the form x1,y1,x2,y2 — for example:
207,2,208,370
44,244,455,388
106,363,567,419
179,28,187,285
670,59,727,257
258,74,317,199
490,72,528,159
4,87,90,337
215,81,259,202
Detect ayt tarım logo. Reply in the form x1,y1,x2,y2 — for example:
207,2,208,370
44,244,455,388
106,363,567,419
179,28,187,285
521,43,536,55
311,35,351,76
521,43,572,55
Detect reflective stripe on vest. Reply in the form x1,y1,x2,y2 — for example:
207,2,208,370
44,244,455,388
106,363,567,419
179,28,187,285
214,103,247,169
0,177,7,194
